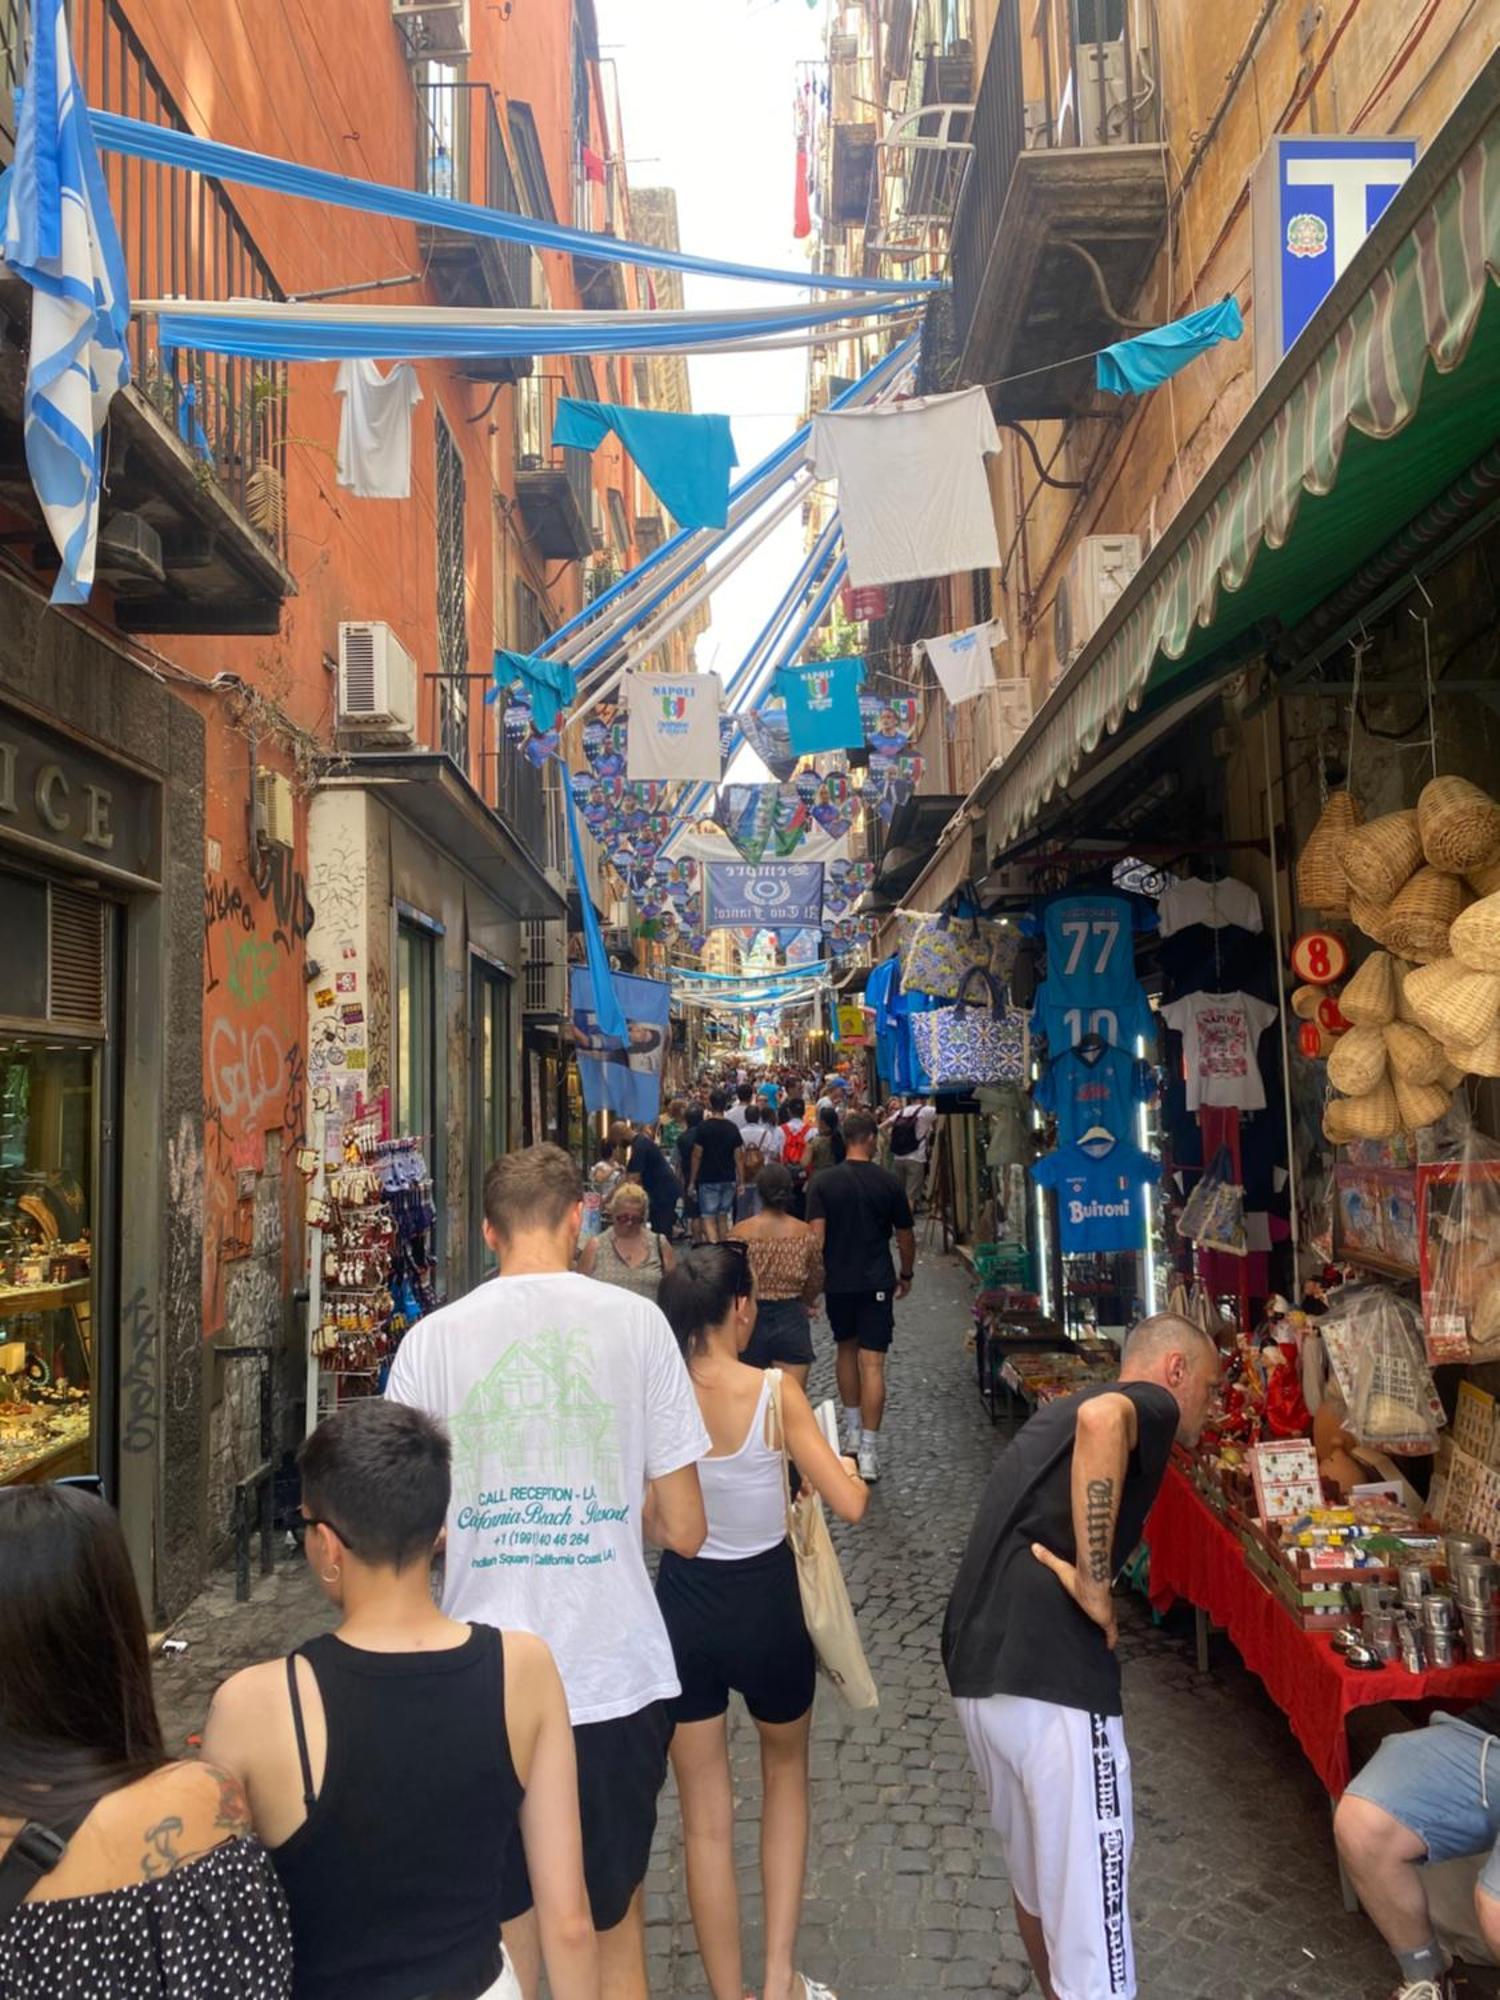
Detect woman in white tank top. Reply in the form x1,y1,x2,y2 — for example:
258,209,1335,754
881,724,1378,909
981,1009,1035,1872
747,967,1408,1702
653,1245,867,2000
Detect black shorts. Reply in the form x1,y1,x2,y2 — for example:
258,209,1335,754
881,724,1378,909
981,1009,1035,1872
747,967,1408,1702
826,1289,896,1352
657,1541,816,1726
499,1700,671,1932
744,1295,815,1368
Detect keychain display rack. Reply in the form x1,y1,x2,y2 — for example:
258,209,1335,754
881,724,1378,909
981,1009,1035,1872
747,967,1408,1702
304,1111,438,1423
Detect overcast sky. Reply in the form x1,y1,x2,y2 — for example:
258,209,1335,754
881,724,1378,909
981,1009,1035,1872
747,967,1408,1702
596,0,826,726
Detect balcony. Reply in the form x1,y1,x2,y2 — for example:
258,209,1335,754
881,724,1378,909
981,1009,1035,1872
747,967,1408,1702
414,77,533,381
513,374,595,563
949,3,1168,420
0,0,295,633
571,161,629,310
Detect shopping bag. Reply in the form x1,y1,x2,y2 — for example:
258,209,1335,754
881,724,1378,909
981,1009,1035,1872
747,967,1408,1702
1177,1144,1246,1254
911,967,1027,1088
898,907,995,999
768,1372,878,1711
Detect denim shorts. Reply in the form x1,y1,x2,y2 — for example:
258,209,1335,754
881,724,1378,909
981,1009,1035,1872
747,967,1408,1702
1346,1714,1500,1896
697,1181,736,1218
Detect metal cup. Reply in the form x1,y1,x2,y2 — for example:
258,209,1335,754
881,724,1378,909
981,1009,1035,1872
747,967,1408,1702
1367,1611,1399,1661
1455,1560,1497,1608
1447,1534,1492,1574
1399,1562,1430,1606
1398,1619,1425,1672
1429,1629,1456,1669
1361,1582,1398,1616
1463,1612,1500,1663
1422,1593,1455,1633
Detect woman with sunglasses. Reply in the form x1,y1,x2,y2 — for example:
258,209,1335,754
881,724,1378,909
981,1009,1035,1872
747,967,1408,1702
0,1483,292,1996
653,1245,867,2000
200,1399,598,2000
577,1180,677,1298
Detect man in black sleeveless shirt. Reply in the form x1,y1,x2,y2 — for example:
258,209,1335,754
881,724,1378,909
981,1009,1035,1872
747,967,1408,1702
942,1313,1220,2000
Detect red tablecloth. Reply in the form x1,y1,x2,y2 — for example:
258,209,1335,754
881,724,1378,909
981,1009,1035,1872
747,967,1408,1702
1146,1462,1500,1796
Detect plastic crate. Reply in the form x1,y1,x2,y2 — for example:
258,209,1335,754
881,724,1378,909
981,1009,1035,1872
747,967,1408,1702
974,1241,1031,1290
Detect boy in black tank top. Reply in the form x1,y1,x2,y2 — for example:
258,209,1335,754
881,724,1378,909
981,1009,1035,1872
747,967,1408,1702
201,1401,600,2000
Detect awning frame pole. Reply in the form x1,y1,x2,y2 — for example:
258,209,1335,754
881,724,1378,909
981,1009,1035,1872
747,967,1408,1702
1261,705,1300,1273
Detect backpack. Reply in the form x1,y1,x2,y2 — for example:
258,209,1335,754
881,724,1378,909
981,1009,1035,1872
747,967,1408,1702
781,1120,809,1169
889,1110,922,1158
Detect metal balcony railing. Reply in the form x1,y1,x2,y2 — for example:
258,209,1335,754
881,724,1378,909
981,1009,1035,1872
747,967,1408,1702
0,0,289,558
514,371,595,559
414,76,532,309
950,2,1155,367
495,733,551,865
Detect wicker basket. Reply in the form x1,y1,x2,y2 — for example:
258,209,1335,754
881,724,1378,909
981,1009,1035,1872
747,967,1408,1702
1438,1059,1468,1090
1338,810,1423,904
1296,790,1362,913
1451,892,1500,974
1290,983,1325,1020
1447,1021,1500,1078
1347,892,1391,945
1322,1096,1356,1145
1383,1019,1447,1085
1418,775,1500,874
1326,1023,1388,1095
1339,950,1397,1026
1340,1080,1401,1141
1469,857,1500,899
1382,867,1467,961
1403,958,1500,1048
1393,1074,1451,1132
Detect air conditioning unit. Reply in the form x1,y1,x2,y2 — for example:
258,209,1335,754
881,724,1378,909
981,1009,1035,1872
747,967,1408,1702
254,767,295,849
1075,39,1159,147
337,622,417,741
390,0,468,57
1052,534,1141,679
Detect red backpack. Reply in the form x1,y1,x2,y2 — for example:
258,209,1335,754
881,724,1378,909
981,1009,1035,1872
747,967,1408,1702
780,1119,810,1169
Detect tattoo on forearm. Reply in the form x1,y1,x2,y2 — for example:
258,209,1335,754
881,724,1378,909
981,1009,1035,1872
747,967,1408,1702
1085,1478,1115,1585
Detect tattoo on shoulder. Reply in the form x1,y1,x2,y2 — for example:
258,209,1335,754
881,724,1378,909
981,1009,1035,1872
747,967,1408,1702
1085,1477,1115,1586
209,1767,252,1836
140,1815,185,1879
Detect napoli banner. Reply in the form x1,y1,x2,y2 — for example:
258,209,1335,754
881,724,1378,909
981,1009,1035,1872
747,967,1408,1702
705,861,825,929
568,966,670,1125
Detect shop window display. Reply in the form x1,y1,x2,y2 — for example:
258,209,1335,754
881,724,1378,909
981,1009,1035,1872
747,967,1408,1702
0,1039,95,1482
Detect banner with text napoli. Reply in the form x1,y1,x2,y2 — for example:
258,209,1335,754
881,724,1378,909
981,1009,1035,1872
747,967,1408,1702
704,862,825,931
568,966,670,1124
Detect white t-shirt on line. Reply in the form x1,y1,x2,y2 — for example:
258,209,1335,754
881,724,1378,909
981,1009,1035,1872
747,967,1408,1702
1156,874,1263,938
386,1271,710,1725
334,359,423,499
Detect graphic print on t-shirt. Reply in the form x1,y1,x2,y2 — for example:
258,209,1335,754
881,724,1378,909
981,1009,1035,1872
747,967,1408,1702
451,1324,624,1515
1034,1043,1154,1147
1030,1138,1158,1253
1159,990,1277,1111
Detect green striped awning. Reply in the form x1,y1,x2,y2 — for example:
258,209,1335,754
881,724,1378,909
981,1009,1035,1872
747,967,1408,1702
981,51,1500,853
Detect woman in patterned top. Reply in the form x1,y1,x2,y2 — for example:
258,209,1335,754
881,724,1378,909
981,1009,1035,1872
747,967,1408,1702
730,1164,825,1386
0,1485,293,1998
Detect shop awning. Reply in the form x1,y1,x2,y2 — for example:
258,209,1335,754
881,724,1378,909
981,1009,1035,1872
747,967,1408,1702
914,51,1500,885
320,753,565,921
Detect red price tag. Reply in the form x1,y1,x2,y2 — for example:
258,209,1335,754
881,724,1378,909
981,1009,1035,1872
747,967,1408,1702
1290,930,1349,985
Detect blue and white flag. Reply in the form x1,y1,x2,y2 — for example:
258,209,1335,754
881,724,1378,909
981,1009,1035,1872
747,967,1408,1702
1,0,131,603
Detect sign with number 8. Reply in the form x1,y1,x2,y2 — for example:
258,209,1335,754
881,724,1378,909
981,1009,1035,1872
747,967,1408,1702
1289,930,1349,986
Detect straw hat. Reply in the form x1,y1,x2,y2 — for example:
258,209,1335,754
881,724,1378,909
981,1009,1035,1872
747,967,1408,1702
1382,867,1468,961
1327,1023,1387,1095
1296,790,1362,914
1451,893,1500,974
1347,892,1390,945
1393,1074,1451,1132
1418,775,1500,874
1338,810,1422,903
1446,1020,1500,1078
1339,950,1398,1026
1382,1019,1447,1085
1339,1080,1400,1140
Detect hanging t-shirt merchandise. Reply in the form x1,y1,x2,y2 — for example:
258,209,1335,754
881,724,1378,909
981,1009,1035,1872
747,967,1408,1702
1033,1041,1156,1148
1159,990,1278,1112
1030,1135,1160,1254
1025,891,1156,1054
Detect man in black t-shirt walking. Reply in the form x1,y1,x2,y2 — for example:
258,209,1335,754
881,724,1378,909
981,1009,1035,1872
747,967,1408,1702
942,1314,1220,2000
806,1110,915,1484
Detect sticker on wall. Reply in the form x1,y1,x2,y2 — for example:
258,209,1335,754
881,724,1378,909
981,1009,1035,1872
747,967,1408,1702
336,971,358,993
341,1003,364,1027
345,1048,367,1070
314,987,335,1009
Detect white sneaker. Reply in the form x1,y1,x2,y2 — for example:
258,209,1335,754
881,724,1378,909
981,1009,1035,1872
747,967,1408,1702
857,1441,879,1482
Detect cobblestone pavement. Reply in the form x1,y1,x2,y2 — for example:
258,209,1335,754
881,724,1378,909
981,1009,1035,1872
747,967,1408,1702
156,1254,1405,1999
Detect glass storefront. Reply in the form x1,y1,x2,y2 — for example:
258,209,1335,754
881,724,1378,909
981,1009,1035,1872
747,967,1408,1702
0,1039,99,1483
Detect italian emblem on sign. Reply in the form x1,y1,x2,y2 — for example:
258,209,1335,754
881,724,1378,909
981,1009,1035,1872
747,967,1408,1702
1286,212,1328,259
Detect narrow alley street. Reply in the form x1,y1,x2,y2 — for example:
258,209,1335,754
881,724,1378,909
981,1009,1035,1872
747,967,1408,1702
155,1254,1396,2000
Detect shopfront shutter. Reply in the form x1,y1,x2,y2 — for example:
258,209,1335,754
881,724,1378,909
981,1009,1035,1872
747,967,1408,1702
48,886,105,1027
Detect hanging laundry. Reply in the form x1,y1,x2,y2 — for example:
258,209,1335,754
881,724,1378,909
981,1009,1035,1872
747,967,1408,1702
793,136,811,239
919,617,1007,705
776,656,866,755
494,649,576,733
581,144,608,187
1095,296,1244,397
335,358,423,498
624,668,724,782
552,398,739,531
810,386,1001,588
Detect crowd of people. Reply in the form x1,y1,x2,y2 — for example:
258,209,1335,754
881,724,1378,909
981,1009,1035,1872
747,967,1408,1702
4,1061,1498,2000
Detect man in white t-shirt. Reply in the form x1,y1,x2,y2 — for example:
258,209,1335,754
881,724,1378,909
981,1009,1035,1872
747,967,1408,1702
387,1144,708,1999
882,1096,937,1208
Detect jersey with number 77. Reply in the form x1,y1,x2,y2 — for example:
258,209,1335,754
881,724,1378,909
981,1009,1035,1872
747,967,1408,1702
1024,892,1155,1015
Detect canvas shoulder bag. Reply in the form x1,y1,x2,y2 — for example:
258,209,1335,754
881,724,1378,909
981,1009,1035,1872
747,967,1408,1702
766,1370,879,1711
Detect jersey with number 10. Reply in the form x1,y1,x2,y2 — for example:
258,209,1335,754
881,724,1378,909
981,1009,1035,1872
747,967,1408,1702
1026,892,1154,1052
